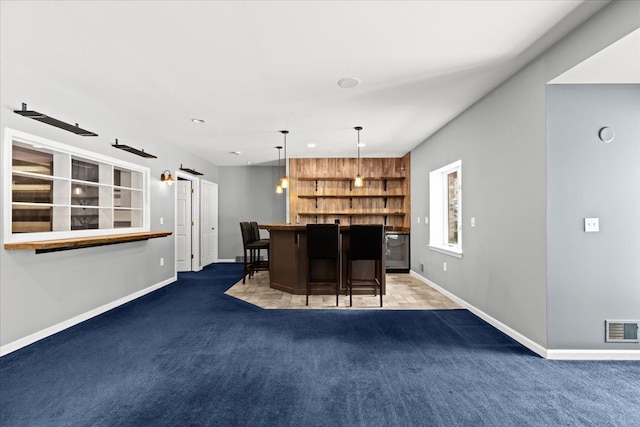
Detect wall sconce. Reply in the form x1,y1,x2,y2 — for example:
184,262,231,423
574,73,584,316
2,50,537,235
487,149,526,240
161,170,175,185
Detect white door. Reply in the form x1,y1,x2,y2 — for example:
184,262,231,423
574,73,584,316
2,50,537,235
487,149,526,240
176,180,193,272
201,180,218,267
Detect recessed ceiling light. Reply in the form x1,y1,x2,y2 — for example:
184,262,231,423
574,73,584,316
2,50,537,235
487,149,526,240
246,161,253,165
191,118,205,124
338,77,361,89
231,151,241,155
307,143,316,148
357,143,366,147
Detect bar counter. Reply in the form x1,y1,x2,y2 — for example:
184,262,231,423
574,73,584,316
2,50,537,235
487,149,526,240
259,223,386,296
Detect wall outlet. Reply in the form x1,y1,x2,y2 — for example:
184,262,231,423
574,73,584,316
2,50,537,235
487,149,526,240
160,217,164,225
471,217,475,227
160,257,164,266
443,262,447,272
417,216,420,224
584,217,599,232
424,217,429,224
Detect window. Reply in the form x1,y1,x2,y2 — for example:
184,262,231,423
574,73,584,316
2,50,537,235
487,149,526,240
4,128,150,243
429,160,462,257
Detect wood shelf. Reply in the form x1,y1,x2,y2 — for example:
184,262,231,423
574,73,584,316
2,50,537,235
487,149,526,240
290,157,411,230
298,195,404,199
297,177,405,181
298,212,405,216
4,231,172,254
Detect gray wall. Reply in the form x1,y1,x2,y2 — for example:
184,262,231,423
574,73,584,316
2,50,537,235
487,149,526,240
0,60,219,347
410,1,639,350
547,84,640,350
217,166,286,260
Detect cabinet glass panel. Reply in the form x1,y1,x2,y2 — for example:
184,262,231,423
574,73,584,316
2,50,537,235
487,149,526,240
12,145,53,175
113,188,132,208
113,209,143,229
71,207,99,230
71,158,99,182
71,183,100,206
12,175,53,203
114,168,142,189
12,205,52,233
114,209,132,228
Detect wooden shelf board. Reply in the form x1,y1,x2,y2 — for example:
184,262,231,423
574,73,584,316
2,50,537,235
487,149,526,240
298,212,405,216
298,194,404,199
297,176,405,182
4,231,172,253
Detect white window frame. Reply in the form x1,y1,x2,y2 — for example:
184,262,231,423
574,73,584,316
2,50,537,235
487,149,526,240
429,160,462,258
3,128,150,243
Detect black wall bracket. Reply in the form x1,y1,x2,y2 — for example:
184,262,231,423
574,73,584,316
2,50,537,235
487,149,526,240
14,103,98,136
179,164,203,176
112,139,157,158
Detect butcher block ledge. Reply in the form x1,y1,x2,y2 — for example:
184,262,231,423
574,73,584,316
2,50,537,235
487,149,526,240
4,231,172,253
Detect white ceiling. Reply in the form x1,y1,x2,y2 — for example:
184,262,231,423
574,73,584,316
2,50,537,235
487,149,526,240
0,1,612,166
550,27,640,84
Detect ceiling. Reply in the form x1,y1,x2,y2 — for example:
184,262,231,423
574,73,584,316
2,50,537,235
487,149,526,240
0,1,613,166
550,27,640,84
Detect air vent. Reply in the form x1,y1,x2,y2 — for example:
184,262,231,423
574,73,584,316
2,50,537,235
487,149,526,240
605,320,639,343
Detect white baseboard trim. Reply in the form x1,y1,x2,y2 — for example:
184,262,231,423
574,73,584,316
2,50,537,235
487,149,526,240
217,259,237,263
0,275,177,357
410,270,548,358
409,270,640,360
545,349,640,360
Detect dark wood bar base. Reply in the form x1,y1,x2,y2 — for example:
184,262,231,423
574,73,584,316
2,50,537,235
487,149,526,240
261,224,386,296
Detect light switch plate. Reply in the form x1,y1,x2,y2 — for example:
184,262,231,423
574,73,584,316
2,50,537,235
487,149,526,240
585,218,599,232
471,217,475,227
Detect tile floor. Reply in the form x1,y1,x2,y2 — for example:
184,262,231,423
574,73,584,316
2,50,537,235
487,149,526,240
225,271,462,310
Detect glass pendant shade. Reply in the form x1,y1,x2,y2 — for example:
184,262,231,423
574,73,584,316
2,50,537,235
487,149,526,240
275,145,284,194
354,126,364,187
280,130,289,188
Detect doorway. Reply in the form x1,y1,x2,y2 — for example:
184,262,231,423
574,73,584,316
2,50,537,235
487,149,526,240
175,173,218,272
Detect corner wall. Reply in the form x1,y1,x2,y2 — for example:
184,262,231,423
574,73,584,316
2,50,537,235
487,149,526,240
410,1,640,352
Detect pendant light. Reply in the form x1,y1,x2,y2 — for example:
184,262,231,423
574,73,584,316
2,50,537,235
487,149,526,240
280,130,289,189
275,146,284,194
354,126,364,187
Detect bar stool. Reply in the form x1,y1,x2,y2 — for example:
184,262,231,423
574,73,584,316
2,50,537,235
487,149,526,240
250,221,270,274
239,222,268,284
347,224,384,307
306,223,340,306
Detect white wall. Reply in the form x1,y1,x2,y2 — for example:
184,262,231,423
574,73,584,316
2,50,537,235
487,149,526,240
410,1,640,352
0,60,219,350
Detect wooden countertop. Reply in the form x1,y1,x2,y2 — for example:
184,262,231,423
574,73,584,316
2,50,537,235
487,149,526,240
4,231,172,253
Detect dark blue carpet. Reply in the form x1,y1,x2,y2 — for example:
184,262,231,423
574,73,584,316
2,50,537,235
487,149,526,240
1,263,639,426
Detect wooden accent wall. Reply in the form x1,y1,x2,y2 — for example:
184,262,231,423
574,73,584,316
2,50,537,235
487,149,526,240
289,153,410,231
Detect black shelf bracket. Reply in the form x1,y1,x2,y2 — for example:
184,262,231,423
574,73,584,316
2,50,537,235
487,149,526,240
315,197,318,209
14,103,98,136
384,197,388,208
179,164,203,176
384,179,388,192
350,197,353,209
315,180,318,192
112,139,157,158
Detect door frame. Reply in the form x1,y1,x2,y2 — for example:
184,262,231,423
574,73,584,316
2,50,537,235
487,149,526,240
200,179,219,267
175,171,201,272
